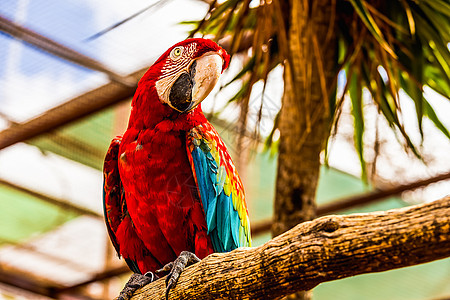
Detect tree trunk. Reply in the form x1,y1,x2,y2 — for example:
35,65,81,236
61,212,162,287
273,0,336,235
273,1,336,298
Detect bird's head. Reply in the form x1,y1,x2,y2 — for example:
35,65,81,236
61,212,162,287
138,38,230,115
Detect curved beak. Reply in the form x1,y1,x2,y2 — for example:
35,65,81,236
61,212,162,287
168,52,223,113
190,53,223,109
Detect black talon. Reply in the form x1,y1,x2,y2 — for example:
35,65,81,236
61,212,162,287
160,251,201,300
117,272,158,300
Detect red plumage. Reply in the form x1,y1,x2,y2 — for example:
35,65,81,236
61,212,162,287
103,39,231,274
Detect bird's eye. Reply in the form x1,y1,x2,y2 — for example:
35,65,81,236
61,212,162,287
170,47,183,60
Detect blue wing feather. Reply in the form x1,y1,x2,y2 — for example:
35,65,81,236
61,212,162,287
191,147,210,212
187,126,251,253
229,198,240,246
217,192,231,250
206,196,217,233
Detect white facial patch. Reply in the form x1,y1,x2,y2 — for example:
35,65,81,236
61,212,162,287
154,44,224,113
155,43,197,105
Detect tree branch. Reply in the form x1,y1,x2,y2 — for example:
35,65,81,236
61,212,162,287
131,196,450,299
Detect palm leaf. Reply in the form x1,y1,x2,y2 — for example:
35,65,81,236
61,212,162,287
347,0,397,58
423,98,450,139
348,70,367,180
189,0,450,180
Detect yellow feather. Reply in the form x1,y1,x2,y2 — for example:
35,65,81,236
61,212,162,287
237,195,244,217
223,175,231,196
239,224,245,246
214,150,220,166
232,186,238,209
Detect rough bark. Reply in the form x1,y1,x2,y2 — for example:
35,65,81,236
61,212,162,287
273,0,336,236
274,3,337,297
128,196,450,300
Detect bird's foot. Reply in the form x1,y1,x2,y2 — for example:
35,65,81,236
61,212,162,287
156,251,200,300
116,271,158,300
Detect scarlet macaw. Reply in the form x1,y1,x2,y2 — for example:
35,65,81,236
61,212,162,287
103,38,251,299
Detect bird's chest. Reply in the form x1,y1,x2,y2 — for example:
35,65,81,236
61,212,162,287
118,127,198,215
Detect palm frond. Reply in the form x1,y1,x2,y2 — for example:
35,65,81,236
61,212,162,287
348,70,367,180
337,0,449,174
190,0,450,179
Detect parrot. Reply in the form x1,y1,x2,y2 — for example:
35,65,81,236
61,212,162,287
103,38,251,299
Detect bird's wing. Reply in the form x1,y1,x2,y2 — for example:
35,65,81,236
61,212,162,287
186,122,251,252
103,136,140,273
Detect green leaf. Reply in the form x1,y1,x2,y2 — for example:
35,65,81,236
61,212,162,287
399,74,424,138
422,0,450,18
348,71,367,181
423,98,450,139
227,80,250,103
403,40,425,137
222,55,256,89
425,66,450,98
264,112,280,153
414,12,450,78
376,75,422,158
419,3,450,42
